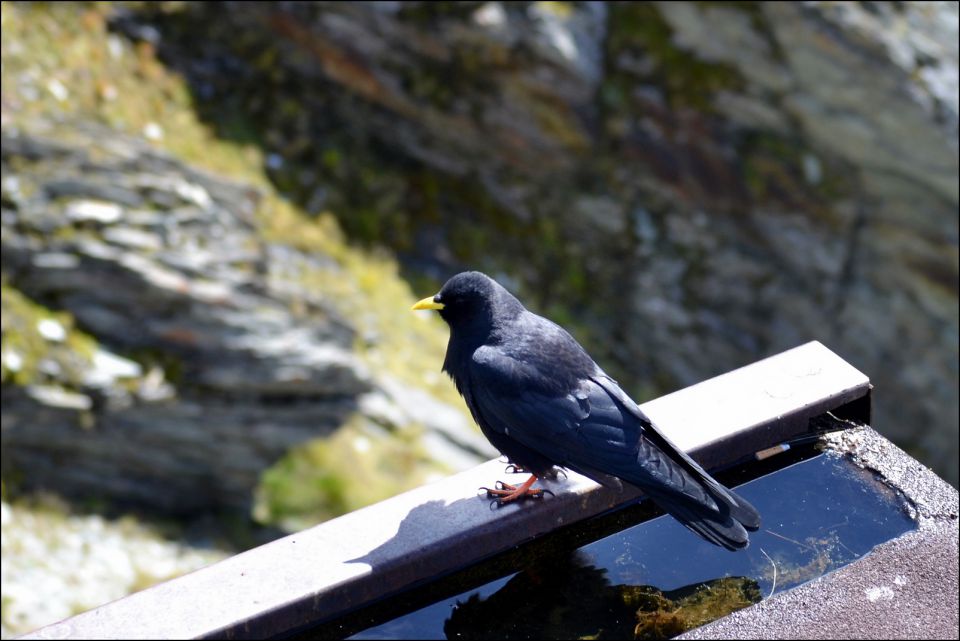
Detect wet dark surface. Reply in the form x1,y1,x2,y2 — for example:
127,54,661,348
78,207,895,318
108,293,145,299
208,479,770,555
682,425,959,641
320,449,916,640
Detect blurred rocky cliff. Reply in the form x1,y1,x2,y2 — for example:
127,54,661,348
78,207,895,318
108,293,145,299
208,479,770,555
1,0,957,544
1,119,496,527
110,1,956,484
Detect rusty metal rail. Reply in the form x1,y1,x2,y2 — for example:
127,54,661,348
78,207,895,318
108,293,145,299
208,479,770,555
20,341,870,640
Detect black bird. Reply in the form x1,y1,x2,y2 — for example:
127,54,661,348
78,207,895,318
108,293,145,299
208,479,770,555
412,271,760,550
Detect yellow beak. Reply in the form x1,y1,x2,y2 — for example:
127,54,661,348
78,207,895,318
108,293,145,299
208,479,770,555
411,295,445,311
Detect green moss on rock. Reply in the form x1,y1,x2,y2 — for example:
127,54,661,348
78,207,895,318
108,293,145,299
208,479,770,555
1,284,98,387
253,414,450,531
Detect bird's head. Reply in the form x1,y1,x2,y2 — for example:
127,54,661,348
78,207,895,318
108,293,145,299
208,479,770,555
412,271,523,333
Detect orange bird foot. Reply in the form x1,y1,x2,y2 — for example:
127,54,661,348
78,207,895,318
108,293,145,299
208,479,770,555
480,475,553,506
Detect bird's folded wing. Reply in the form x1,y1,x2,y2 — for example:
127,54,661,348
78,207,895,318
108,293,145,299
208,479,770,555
469,346,720,508
590,373,761,530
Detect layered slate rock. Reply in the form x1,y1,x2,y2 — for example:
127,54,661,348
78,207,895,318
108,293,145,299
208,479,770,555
1,119,493,514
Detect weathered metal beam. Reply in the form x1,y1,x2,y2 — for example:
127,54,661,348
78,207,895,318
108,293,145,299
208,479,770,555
19,341,870,640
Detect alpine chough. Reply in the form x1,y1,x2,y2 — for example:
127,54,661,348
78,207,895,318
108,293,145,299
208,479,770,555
413,271,761,550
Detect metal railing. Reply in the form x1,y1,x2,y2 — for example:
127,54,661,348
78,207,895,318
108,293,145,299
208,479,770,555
20,341,870,640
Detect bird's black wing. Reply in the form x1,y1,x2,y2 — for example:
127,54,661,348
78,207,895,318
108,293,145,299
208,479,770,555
470,344,715,503
469,345,760,549
591,372,761,532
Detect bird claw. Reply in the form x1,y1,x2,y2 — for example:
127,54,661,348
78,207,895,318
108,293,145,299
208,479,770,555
478,482,515,497
479,480,518,495
504,463,527,475
480,481,553,506
493,488,553,506
521,488,553,501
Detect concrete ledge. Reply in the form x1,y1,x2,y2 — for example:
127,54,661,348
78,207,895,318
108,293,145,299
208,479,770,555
680,426,960,640
19,341,871,640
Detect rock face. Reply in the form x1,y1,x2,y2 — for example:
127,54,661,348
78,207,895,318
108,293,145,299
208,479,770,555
2,122,366,399
2,0,957,521
114,0,957,486
1,119,494,515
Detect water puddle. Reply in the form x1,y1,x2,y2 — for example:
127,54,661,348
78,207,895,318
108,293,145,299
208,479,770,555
308,448,916,640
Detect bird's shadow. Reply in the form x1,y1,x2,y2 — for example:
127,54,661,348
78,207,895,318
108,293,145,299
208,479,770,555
345,464,628,569
345,498,460,567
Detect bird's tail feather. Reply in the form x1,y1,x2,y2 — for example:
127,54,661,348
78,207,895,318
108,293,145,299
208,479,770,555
690,471,762,532
723,489,761,531
643,485,752,551
570,455,761,550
